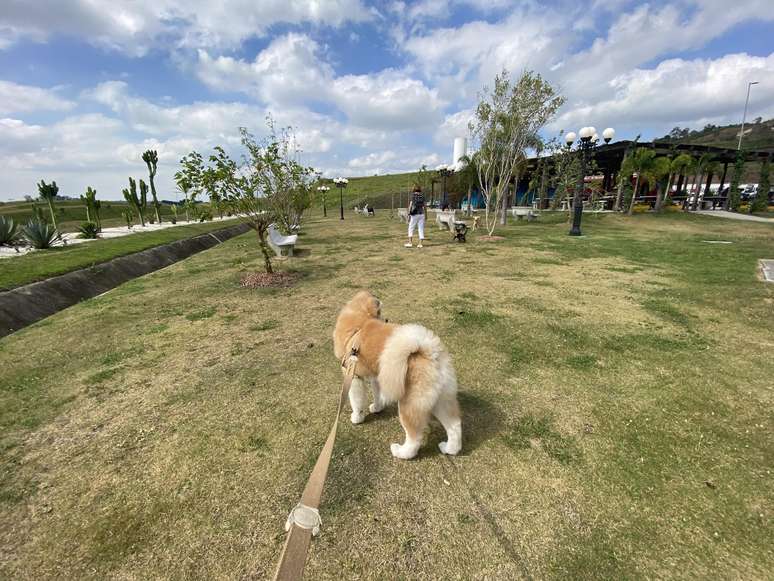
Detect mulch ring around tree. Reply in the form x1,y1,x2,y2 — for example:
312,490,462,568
240,271,301,288
477,235,506,242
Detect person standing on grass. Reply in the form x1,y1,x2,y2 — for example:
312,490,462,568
405,185,427,248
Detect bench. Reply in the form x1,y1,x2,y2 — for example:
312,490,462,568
436,210,457,231
510,207,540,221
268,224,298,257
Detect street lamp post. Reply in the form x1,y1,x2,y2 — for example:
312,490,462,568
567,126,615,236
316,185,330,217
436,164,453,208
333,177,348,220
738,81,759,150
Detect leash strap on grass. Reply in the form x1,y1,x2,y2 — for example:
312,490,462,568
272,358,356,581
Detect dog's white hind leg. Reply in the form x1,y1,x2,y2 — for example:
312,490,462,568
433,394,462,455
369,378,385,414
390,402,427,460
349,377,369,424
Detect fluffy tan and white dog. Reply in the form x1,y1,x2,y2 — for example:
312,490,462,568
333,291,462,460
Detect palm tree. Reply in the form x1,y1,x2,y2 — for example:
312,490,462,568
662,153,692,211
649,157,671,212
36,180,60,230
690,153,713,210
623,148,656,215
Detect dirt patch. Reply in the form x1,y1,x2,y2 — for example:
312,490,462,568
240,271,300,288
477,235,505,242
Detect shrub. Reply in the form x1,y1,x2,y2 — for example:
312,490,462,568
0,216,21,246
23,219,60,249
199,210,213,222
77,221,100,239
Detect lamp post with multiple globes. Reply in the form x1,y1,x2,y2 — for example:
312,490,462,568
316,185,330,217
435,164,453,208
333,177,348,220
565,126,615,236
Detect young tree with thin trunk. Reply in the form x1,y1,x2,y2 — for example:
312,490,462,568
37,180,60,231
469,69,564,235
142,150,162,223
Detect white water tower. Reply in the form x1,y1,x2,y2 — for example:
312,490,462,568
452,137,467,170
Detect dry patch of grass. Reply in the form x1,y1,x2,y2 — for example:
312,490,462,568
1,212,773,579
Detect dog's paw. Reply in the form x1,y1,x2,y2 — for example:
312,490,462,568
391,443,417,460
438,441,460,455
350,411,366,425
369,402,384,414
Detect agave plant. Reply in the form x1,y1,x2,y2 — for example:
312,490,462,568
0,215,21,247
23,219,60,249
77,221,100,239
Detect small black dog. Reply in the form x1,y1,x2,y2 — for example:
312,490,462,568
454,222,468,243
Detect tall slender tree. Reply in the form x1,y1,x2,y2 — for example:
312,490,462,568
142,150,163,224
37,180,60,230
469,69,564,235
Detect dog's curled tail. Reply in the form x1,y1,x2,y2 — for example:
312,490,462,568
378,324,443,403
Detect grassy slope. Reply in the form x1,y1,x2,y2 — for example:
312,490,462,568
0,213,772,579
320,172,424,210
0,200,218,234
658,117,774,153
0,219,241,291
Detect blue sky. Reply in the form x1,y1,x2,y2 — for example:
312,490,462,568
1,0,772,200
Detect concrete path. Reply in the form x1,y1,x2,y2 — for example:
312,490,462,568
696,210,774,224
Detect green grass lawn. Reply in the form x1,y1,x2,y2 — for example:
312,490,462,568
0,212,772,579
0,219,241,291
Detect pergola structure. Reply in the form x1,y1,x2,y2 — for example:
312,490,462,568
518,140,772,209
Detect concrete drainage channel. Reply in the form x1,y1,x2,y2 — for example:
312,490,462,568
0,223,250,338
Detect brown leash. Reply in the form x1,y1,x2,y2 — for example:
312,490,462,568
272,338,359,581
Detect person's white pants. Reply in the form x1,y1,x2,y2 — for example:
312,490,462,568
408,214,425,239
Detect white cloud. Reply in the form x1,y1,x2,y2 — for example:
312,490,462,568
552,52,774,135
196,34,333,105
0,0,374,55
0,80,75,115
197,33,445,131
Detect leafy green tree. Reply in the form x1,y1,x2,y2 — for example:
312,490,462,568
750,155,770,213
122,177,147,226
728,151,746,212
142,150,163,224
36,180,60,230
469,69,564,235
548,138,582,210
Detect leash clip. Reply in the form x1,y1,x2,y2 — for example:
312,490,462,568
285,503,322,536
